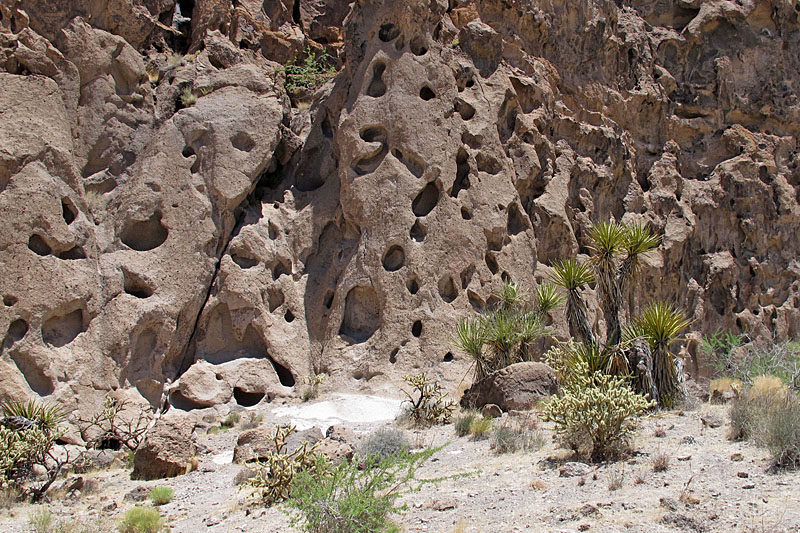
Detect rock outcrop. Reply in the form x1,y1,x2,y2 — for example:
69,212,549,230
461,362,559,411
1,0,799,421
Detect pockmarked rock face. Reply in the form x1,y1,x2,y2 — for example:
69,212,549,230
0,0,799,421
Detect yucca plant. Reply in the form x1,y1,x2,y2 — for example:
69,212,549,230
588,221,626,346
550,258,595,344
453,317,489,381
1,400,63,433
627,302,690,407
533,282,565,319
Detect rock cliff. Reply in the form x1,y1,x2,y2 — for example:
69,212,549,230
1,0,799,422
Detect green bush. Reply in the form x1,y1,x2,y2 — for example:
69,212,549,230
358,429,409,461
148,486,174,506
709,339,800,387
287,450,437,533
454,411,477,437
468,416,492,440
117,506,163,533
282,47,338,96
543,361,654,461
28,507,56,533
399,373,455,426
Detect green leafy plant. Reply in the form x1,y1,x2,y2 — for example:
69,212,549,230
148,486,174,506
490,422,545,454
469,416,492,440
282,47,338,96
287,449,439,533
180,86,197,107
710,339,800,387
117,506,164,533
28,507,56,533
400,373,455,426
543,360,654,461
245,425,322,505
454,411,478,437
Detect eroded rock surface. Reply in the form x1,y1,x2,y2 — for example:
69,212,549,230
1,0,799,421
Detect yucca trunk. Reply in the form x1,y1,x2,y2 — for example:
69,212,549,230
566,290,594,345
627,339,658,404
651,343,681,408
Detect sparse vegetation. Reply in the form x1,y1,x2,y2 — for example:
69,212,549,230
454,411,478,437
117,506,164,533
148,486,174,506
359,428,409,461
709,339,800,388
651,450,670,472
607,466,625,491
281,47,338,97
490,423,546,454
543,360,654,461
240,411,264,430
245,425,322,505
28,507,56,533
74,394,153,452
287,448,438,533
399,373,456,426
180,86,197,107
301,374,326,402
468,416,492,440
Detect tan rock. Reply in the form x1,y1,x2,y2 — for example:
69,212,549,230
461,362,559,411
132,417,197,480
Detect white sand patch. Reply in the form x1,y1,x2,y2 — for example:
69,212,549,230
212,450,234,465
272,393,404,432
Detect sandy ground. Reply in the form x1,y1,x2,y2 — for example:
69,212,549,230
2,393,799,533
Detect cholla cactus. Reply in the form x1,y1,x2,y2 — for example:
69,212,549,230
543,361,654,461
401,373,455,426
246,425,323,505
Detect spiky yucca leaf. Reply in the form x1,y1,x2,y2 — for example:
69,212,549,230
453,317,490,380
588,221,627,259
1,400,64,432
497,281,524,310
550,259,595,291
533,282,565,316
633,302,690,348
623,223,660,258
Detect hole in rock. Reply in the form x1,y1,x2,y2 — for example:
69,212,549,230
461,207,472,220
392,148,426,178
10,349,54,396
97,437,122,451
410,220,426,241
506,203,529,235
412,320,422,337
57,246,86,260
419,86,435,101
443,352,454,362
360,125,387,143
231,132,255,152
460,265,475,290
382,245,405,272
485,253,499,274
366,62,387,97
353,145,388,176
170,390,208,411
454,99,476,120
378,23,400,42
468,290,484,311
339,286,380,343
232,252,258,269
28,235,51,256
182,146,195,158
323,290,334,309
121,212,168,251
412,182,440,217
407,278,419,295
61,198,77,224
123,270,153,298
394,35,405,51
3,295,17,306
234,388,265,407
438,275,458,303
410,35,428,56
272,259,291,280
461,131,482,148
501,271,512,283
389,348,398,364
7,319,28,342
451,147,470,198
477,153,502,174
42,308,85,348
267,287,285,312
284,309,295,322
271,358,295,387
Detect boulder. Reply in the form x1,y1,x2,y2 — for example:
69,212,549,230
233,426,324,464
132,418,197,480
460,362,559,411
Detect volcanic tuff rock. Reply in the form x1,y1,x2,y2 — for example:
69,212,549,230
1,0,799,424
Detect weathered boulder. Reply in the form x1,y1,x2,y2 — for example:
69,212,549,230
132,418,197,480
460,362,559,411
232,426,324,464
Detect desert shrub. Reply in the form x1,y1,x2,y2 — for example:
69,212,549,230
301,374,326,402
239,412,264,430
359,428,409,461
651,450,670,472
543,361,654,461
399,373,455,426
179,86,197,107
282,47,338,96
223,412,241,427
74,395,153,451
0,400,74,501
453,281,560,381
763,396,800,469
29,507,56,533
490,424,546,454
117,506,164,533
287,449,437,533
148,486,174,506
716,341,800,387
246,425,322,505
468,416,492,440
454,411,478,437
701,329,747,374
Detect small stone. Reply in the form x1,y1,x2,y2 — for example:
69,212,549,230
481,403,503,418
743,483,756,489
578,525,590,531
560,462,591,477
700,414,724,428
431,498,457,511
730,453,744,461
737,472,749,478
677,455,692,461
204,516,221,527
102,501,117,512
